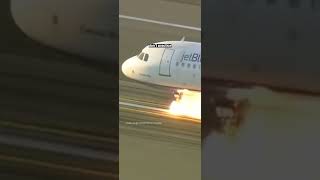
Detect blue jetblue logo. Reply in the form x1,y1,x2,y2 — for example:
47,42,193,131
181,52,201,63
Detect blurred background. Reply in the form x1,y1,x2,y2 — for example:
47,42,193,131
203,1,320,179
0,0,118,179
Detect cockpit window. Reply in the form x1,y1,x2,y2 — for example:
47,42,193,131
144,54,149,61
138,52,144,60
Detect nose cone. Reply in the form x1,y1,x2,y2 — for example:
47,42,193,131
121,58,132,78
11,0,36,34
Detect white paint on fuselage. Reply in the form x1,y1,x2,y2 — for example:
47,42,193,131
122,41,201,91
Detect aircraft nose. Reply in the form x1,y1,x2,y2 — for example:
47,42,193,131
121,59,132,78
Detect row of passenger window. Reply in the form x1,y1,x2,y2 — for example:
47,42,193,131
176,61,201,70
137,52,149,62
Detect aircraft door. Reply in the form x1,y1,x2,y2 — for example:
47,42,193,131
159,49,175,76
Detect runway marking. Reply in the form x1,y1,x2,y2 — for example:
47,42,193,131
119,14,201,31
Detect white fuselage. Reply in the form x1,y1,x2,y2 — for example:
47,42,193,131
10,0,117,61
122,41,201,91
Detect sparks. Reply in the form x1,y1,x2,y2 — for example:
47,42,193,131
169,89,201,119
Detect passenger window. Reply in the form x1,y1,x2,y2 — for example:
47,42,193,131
138,52,144,60
176,62,179,66
289,0,300,8
182,63,185,67
193,64,196,69
144,54,149,61
187,63,191,68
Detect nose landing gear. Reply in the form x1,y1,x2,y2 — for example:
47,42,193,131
173,90,182,101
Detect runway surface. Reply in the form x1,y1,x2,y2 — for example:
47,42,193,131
0,0,118,179
119,0,201,179
203,87,320,180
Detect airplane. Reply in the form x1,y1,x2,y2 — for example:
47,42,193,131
10,0,118,62
121,38,201,99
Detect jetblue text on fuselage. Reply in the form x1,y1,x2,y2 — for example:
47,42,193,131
181,52,201,63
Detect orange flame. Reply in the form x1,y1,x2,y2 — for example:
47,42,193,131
169,89,201,119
